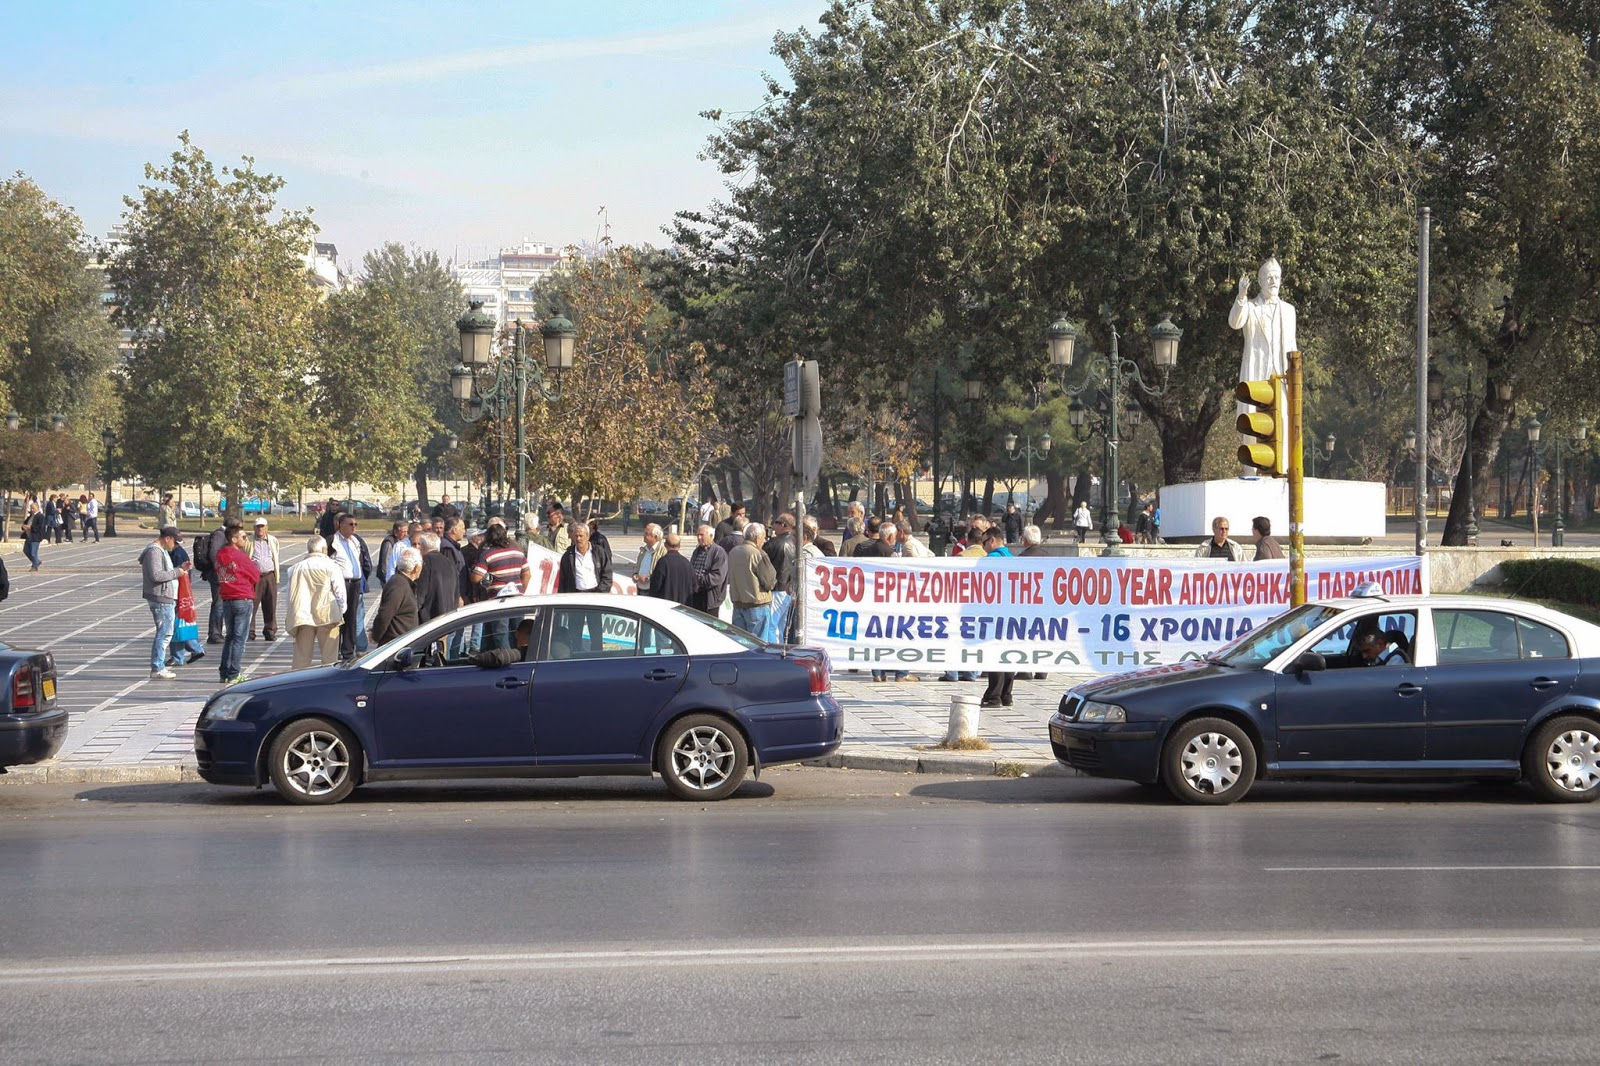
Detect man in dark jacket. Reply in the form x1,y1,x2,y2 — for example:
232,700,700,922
415,533,460,624
689,524,729,616
558,521,613,593
370,548,421,645
648,532,694,607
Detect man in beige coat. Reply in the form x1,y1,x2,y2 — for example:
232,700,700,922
287,534,347,669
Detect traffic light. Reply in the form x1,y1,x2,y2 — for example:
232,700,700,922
1236,376,1287,475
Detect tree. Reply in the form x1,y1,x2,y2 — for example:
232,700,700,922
111,134,322,512
675,0,1416,493
310,243,460,501
0,175,120,443
517,249,716,516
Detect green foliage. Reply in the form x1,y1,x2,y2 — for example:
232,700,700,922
1499,559,1600,607
0,426,96,493
0,175,119,425
310,244,460,495
675,0,1417,489
111,134,322,503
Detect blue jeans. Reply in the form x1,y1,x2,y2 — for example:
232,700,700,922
220,599,253,680
23,538,41,568
148,602,176,673
732,604,771,640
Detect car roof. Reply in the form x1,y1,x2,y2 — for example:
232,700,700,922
373,593,753,658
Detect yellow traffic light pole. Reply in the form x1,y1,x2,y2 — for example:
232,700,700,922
1286,350,1305,606
1236,354,1305,605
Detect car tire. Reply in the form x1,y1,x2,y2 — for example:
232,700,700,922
657,714,749,802
1524,716,1600,803
1161,717,1256,806
267,717,360,805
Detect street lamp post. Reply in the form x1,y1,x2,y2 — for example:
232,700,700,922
99,427,118,537
1002,432,1052,525
1048,311,1181,555
451,302,575,524
1527,416,1589,548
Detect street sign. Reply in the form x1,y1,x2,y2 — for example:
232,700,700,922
783,361,803,417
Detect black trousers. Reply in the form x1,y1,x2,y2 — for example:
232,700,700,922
339,579,362,658
251,572,280,639
982,671,1014,705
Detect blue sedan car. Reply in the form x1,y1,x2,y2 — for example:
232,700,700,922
1051,594,1600,805
194,594,842,804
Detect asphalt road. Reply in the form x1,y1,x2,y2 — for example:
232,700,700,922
2,769,1598,1063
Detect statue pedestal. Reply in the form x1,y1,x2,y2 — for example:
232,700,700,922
1158,477,1386,544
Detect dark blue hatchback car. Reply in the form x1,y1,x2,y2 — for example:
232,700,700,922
1051,595,1600,804
0,644,64,772
195,594,842,804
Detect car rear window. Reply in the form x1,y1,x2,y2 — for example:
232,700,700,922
672,606,766,650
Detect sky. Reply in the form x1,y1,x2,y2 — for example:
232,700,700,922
0,0,827,271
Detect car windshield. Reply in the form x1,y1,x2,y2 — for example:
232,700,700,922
1210,603,1345,668
672,605,766,650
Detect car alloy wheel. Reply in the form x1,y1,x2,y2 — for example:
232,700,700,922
1161,717,1257,806
1526,716,1600,803
268,717,359,805
658,713,749,802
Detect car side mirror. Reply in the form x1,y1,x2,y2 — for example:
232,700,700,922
1290,651,1326,674
392,647,416,671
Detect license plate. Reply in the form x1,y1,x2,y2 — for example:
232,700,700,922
42,678,56,701
1049,723,1067,745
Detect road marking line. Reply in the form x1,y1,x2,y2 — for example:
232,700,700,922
1266,866,1600,872
0,935,1589,985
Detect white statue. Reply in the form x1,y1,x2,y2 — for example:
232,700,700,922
1229,257,1297,384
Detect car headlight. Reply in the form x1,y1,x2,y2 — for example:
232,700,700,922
203,692,253,722
1078,700,1127,724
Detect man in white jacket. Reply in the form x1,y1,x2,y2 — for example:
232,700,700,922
287,535,347,670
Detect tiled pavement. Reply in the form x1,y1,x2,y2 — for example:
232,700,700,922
0,530,1069,784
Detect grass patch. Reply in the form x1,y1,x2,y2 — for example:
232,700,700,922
931,735,991,751
994,762,1028,778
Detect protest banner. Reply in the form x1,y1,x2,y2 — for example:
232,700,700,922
803,554,1424,674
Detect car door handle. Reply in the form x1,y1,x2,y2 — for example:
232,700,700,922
1531,677,1560,691
643,668,679,681
1396,683,1423,697
495,677,527,689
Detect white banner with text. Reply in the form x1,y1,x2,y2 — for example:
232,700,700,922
801,554,1425,674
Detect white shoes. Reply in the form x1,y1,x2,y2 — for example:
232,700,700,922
151,668,177,680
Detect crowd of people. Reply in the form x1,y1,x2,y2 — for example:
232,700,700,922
17,492,104,570
123,487,1287,693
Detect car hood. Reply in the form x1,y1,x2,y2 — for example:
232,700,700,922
228,662,357,696
1069,658,1246,702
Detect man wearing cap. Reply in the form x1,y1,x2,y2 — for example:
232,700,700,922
141,526,192,680
248,517,282,641
537,503,571,555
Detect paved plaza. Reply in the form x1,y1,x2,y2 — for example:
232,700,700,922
0,526,1064,785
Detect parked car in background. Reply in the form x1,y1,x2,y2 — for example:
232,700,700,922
195,594,841,805
337,499,387,520
0,645,64,772
113,499,161,516
1051,593,1600,806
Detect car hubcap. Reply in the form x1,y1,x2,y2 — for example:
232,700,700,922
283,730,350,796
1546,728,1600,793
670,726,735,791
1181,732,1242,795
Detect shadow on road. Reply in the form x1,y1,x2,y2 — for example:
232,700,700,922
909,774,1538,807
64,776,779,807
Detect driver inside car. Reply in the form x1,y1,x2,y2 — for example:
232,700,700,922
1355,628,1407,667
471,617,535,668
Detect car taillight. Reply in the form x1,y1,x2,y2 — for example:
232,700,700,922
794,652,831,695
12,666,34,710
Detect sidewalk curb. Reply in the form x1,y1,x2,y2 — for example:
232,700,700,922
2,749,1069,786
805,750,1069,778
0,763,201,786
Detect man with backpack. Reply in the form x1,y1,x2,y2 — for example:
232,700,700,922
193,522,230,643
